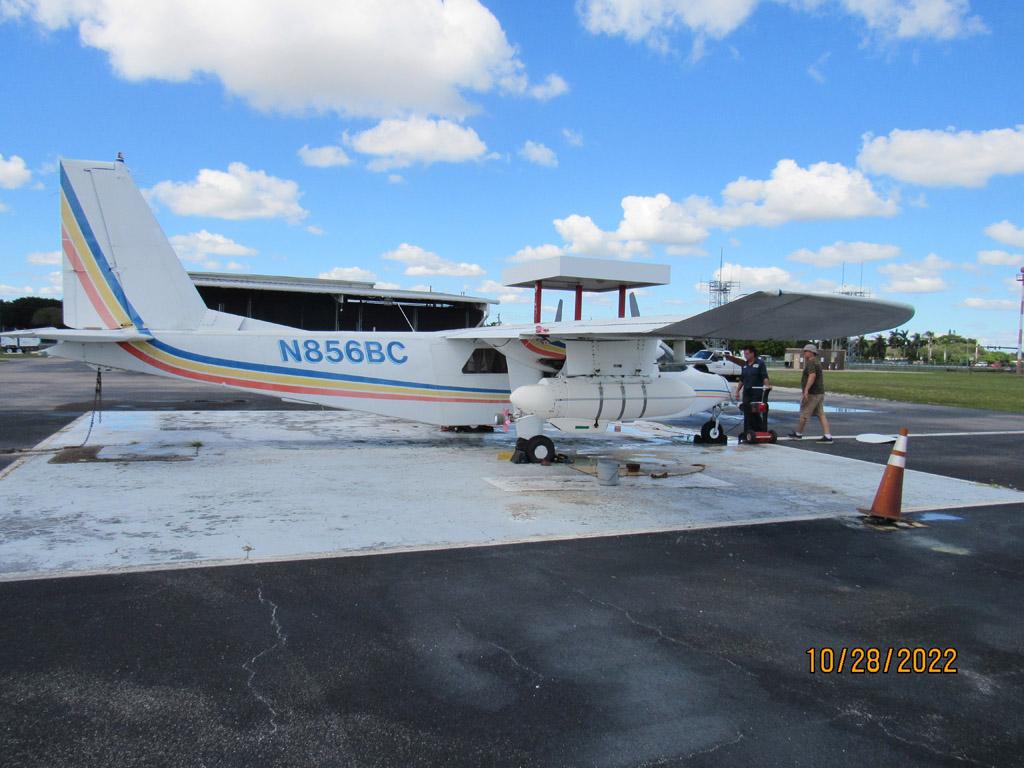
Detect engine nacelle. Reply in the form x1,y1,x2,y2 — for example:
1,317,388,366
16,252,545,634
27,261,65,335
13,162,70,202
511,373,698,422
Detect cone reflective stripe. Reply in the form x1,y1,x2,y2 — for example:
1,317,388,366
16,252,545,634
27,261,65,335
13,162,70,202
861,428,909,521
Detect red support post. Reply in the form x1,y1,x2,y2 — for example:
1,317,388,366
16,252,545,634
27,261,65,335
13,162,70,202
574,284,583,321
618,285,626,318
534,280,543,324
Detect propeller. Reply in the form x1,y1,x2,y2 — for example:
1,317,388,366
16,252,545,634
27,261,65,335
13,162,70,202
629,292,640,318
554,298,563,323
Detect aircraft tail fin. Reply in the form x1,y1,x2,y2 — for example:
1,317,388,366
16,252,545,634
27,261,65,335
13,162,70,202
60,157,208,331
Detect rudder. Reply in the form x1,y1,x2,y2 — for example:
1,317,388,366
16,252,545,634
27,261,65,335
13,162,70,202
60,157,208,331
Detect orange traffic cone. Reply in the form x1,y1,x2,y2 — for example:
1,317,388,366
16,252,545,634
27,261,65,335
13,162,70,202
860,428,909,521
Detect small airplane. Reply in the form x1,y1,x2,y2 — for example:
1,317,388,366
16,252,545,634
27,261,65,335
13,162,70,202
16,158,914,462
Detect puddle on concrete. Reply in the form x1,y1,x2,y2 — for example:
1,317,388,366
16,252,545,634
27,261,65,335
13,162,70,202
918,512,964,522
49,445,195,464
762,402,872,414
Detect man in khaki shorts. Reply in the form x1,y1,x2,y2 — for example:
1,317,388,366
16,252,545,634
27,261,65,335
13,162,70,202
789,344,833,444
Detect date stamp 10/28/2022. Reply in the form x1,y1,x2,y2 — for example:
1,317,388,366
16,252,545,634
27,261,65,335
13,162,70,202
806,647,958,674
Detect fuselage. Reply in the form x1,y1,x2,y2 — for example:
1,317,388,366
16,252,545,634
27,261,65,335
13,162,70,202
53,327,731,427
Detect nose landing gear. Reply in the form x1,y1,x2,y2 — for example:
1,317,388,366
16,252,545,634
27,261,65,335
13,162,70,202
696,405,728,445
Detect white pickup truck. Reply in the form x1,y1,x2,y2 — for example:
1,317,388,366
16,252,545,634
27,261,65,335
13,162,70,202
684,348,742,380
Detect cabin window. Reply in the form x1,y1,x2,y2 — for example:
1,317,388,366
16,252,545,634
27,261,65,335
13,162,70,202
462,348,508,374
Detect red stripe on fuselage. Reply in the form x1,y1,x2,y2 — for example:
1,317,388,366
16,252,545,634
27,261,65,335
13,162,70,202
118,343,509,404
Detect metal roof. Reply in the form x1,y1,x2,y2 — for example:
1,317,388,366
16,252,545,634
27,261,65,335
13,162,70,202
502,255,671,291
188,271,496,305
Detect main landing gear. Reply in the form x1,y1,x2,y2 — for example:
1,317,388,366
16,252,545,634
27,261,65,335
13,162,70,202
510,415,557,464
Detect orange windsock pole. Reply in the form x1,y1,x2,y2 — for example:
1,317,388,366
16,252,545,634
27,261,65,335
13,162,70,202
860,428,909,521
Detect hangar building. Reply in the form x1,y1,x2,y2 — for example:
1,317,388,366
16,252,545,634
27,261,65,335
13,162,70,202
188,272,495,332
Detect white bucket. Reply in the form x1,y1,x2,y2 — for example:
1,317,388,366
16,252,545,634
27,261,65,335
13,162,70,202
596,459,620,486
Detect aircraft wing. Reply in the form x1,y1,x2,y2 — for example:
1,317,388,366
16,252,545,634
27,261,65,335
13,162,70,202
450,291,913,341
7,327,154,343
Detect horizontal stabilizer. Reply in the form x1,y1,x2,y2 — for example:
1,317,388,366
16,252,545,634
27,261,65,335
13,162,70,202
8,327,153,343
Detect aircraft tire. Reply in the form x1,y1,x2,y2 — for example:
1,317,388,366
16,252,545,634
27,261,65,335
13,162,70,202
769,430,778,443
742,429,758,444
526,435,556,463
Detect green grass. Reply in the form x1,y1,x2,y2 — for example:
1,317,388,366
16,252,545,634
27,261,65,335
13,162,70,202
767,368,1024,413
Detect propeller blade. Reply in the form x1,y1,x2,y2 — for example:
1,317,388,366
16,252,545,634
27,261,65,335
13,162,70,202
554,299,563,323
629,292,640,318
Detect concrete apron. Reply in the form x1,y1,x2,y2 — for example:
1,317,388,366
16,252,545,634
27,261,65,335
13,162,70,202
1,410,1021,581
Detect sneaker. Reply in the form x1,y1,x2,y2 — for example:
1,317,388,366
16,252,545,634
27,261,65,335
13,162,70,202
819,436,834,444
787,432,802,439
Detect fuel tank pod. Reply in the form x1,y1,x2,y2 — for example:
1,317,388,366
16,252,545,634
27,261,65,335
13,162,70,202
510,374,697,422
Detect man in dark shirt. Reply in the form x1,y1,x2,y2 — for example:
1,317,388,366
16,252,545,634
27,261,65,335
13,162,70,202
789,343,833,443
733,345,770,437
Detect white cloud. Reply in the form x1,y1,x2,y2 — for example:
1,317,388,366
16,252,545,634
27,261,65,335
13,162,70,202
382,243,484,277
977,250,1023,267
548,159,896,257
478,279,530,305
807,51,830,84
305,225,325,236
0,284,34,297
616,193,709,245
709,261,835,292
387,174,405,184
985,220,1024,249
858,126,1024,187
961,297,1015,310
519,140,558,168
27,250,61,265
298,144,350,168
318,266,377,282
3,0,563,119
787,241,900,268
577,0,984,51
348,117,487,171
578,0,760,50
840,0,986,40
149,163,307,222
528,74,569,100
878,253,952,293
715,158,898,225
510,244,565,263
0,154,32,189
169,230,258,266
562,128,584,147
0,201,8,213
553,214,648,259
374,281,401,290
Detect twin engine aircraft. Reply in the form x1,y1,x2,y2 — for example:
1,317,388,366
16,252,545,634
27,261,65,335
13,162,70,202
18,158,914,462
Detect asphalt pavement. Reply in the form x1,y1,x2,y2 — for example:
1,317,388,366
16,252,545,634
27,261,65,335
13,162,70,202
1,356,1022,766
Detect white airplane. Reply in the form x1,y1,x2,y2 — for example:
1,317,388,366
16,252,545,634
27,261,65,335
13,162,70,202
16,158,913,462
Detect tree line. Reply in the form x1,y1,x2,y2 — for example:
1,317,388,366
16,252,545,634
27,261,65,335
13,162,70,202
0,297,62,331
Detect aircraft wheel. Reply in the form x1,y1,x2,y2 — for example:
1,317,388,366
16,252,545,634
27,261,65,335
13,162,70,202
700,420,717,441
742,430,758,444
769,430,778,444
526,435,556,463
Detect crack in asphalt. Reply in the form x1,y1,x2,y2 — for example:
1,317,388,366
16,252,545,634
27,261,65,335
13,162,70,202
242,584,288,738
543,568,757,680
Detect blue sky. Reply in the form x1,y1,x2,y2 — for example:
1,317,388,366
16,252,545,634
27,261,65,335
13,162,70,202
1,0,1022,343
